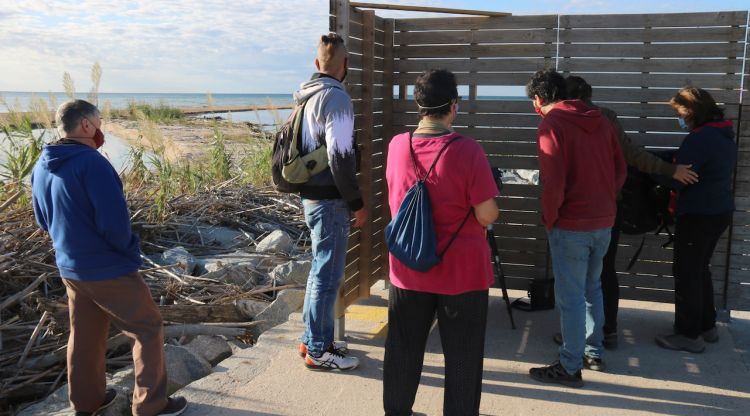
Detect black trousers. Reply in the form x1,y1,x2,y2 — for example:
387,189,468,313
673,212,731,339
383,285,488,416
600,212,622,335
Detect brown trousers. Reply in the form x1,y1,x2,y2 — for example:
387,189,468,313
63,272,168,416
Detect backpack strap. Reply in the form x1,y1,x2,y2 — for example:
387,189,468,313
438,208,474,258
408,133,462,181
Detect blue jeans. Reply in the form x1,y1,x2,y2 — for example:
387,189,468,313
547,227,611,374
301,198,351,356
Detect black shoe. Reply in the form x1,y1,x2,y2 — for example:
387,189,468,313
702,327,719,343
158,397,188,416
603,332,618,350
75,388,118,416
529,361,584,388
583,355,605,372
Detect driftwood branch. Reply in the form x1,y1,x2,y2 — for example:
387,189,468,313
0,273,50,313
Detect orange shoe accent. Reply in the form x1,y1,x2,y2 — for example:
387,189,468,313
299,343,307,357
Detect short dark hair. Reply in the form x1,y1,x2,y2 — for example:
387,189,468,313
670,86,725,128
565,75,592,102
56,99,99,135
414,69,458,118
526,69,566,105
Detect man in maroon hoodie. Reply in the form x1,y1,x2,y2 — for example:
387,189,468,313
526,70,626,387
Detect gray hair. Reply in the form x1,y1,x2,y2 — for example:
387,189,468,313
55,99,99,135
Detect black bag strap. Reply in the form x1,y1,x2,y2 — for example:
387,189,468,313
438,208,473,258
626,235,646,272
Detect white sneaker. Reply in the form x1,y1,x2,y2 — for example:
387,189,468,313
304,345,358,371
299,340,349,357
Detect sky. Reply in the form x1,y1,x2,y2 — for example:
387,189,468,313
0,0,748,94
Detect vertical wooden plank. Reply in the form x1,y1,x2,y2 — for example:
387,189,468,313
357,9,376,299
381,18,396,282
333,0,352,320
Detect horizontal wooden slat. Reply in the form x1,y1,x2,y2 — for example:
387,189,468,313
394,71,539,86
488,155,539,170
480,141,538,156
394,43,555,59
498,197,542,211
563,73,744,90
395,58,554,73
394,29,557,45
558,58,743,74
559,11,748,29
591,87,741,104
727,283,750,311
395,15,558,31
393,112,540,128
558,27,746,43
394,99,532,113
495,236,548,252
558,42,746,59
619,286,673,303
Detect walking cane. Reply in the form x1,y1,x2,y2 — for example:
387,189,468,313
489,168,516,329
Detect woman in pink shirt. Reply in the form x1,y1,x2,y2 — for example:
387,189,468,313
383,69,500,416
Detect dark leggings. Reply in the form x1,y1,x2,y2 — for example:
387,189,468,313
383,285,488,416
672,212,731,338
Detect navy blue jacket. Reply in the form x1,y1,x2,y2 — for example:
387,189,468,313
675,120,736,216
31,143,142,280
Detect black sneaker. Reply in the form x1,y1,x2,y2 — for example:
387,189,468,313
157,397,188,416
583,355,605,372
529,361,584,388
603,332,618,350
702,327,719,343
75,388,118,416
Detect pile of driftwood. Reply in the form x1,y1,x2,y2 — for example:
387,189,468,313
0,184,307,412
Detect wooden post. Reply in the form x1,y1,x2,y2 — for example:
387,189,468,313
381,18,395,285
357,9,376,299
332,0,351,337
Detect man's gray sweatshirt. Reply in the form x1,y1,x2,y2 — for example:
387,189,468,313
293,73,363,211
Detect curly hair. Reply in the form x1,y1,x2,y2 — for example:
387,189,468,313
526,69,567,105
565,75,593,102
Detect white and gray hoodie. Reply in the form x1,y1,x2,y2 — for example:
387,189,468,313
293,74,363,211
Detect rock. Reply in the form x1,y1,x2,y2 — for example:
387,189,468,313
196,251,286,275
17,367,135,416
184,336,233,366
16,384,69,415
201,264,267,288
235,299,270,319
203,260,225,274
250,289,305,338
164,344,212,394
255,230,293,255
162,246,197,275
270,260,312,286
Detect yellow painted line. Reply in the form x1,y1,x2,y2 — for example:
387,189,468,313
345,305,388,323
346,305,389,339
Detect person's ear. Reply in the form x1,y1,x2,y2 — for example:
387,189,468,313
315,58,321,71
534,95,543,108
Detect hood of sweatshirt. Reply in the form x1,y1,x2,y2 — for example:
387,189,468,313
37,143,96,173
546,99,604,133
293,74,344,105
693,120,734,140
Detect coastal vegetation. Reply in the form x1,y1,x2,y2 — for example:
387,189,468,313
1,64,277,220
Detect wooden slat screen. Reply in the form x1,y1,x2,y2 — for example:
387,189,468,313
332,0,750,311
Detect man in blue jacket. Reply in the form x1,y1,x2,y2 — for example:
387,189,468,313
31,99,186,416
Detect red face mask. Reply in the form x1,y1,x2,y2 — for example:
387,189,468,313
92,128,105,149
534,104,544,117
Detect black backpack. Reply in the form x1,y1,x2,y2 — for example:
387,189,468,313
619,151,676,270
271,97,329,193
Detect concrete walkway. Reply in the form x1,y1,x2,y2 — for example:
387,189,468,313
181,285,750,415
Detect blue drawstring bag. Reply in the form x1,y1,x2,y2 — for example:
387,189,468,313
385,134,471,272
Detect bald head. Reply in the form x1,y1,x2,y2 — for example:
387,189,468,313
316,33,347,79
